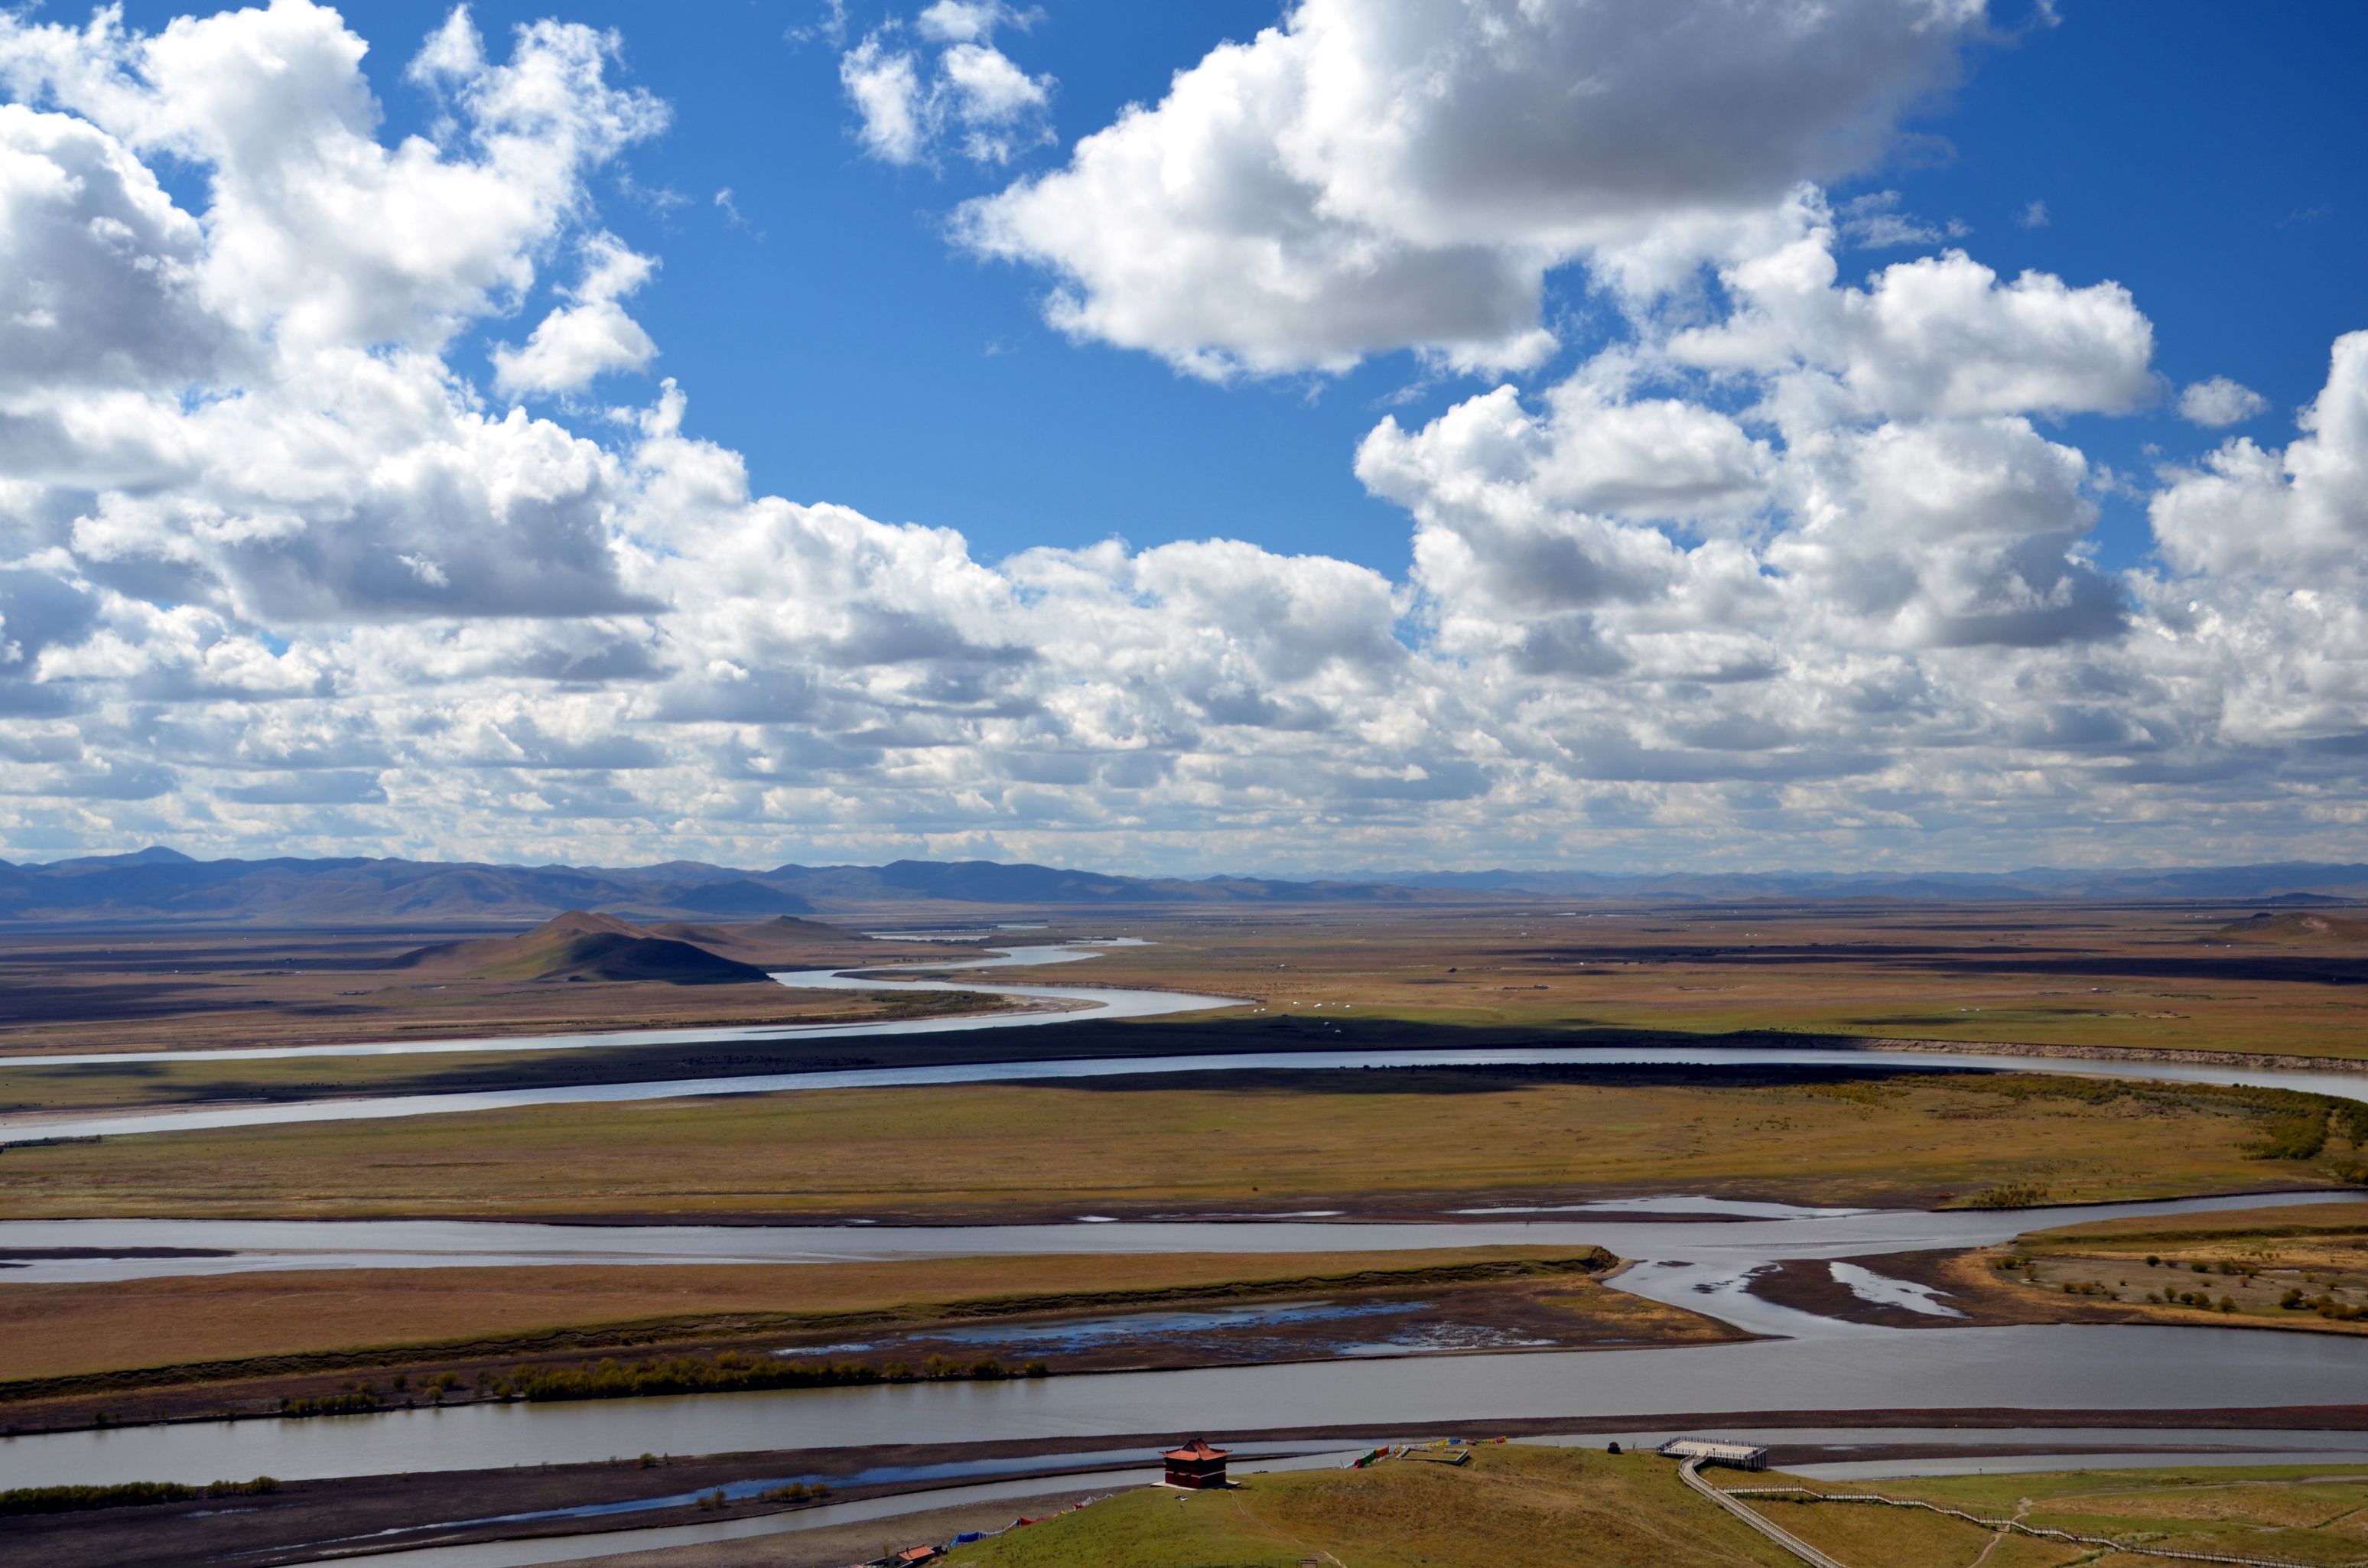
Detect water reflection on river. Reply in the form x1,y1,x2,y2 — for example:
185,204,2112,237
1,1189,2351,1284
10,1039,2367,1145
7,1322,2364,1490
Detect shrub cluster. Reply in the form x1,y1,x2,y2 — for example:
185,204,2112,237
512,1350,1049,1404
2149,1289,2233,1311
1938,1075,2363,1166
760,1482,831,1502
691,1481,834,1511
278,1391,380,1417
1966,1183,2051,1209
2243,1115,2329,1161
0,1478,277,1517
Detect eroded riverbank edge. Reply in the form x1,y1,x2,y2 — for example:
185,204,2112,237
0,1251,1752,1434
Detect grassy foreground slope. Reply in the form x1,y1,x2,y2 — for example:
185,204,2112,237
942,1453,2368,1568
5,1070,2357,1219
945,1446,1798,1568
1740,1463,2368,1567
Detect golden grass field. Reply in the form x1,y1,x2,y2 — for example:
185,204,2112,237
7,897,2367,1062
0,1247,1664,1384
3,1070,2353,1220
988,903,2368,1060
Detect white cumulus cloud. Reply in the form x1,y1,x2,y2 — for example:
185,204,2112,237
492,234,659,397
840,5,1051,168
2152,336,2368,582
958,0,1990,377
2177,375,2270,428
0,0,2365,875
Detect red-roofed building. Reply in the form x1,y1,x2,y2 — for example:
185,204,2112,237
1162,1438,1231,1489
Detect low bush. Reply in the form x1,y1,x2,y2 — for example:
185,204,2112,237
760,1482,832,1502
1966,1183,2051,1209
278,1391,379,1417
512,1350,1046,1404
2244,1114,2330,1162
0,1478,277,1517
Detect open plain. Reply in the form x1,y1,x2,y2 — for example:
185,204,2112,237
8,889,2368,1567
3,1064,2359,1221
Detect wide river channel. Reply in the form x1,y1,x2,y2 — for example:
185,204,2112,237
4,945,2366,1492
2,940,2363,1140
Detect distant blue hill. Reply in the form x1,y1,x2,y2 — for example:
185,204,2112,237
0,850,2360,926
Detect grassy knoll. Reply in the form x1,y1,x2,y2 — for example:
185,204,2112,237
0,922,998,1059
945,1445,1800,1568
0,1247,1688,1389
0,974,1010,1065
1732,1462,2368,1566
0,996,1044,1117
3,1070,2358,1220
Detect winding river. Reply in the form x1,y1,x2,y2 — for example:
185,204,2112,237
0,940,1230,1072
6,1189,2366,1492
8,1317,2366,1491
7,946,2368,1501
0,1191,2354,1285
3,940,2363,1143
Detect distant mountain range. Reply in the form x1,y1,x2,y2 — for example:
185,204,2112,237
0,847,2363,927
1321,864,2368,903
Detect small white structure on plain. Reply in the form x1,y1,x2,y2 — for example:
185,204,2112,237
1657,1439,1769,1471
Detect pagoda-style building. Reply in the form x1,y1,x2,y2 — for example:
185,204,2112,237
1161,1437,1231,1489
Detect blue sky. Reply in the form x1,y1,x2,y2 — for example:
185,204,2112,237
77,0,2364,581
96,0,2362,579
2,0,2366,872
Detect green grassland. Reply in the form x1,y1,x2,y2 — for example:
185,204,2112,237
938,1452,2368,1568
1742,1462,2368,1566
945,1446,1798,1568
8,1068,2353,1223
